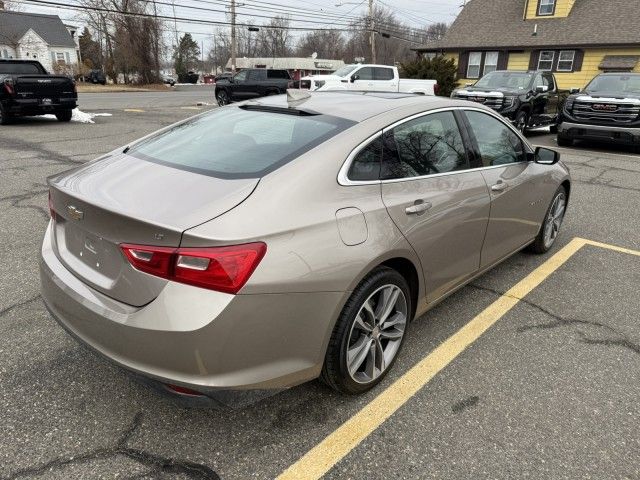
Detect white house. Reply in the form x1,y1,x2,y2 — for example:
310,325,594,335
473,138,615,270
0,10,79,73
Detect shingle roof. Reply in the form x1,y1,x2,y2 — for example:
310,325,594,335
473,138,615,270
0,11,75,47
415,0,640,51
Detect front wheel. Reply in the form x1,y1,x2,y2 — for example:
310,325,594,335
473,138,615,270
557,134,573,147
321,266,412,394
216,90,230,106
527,187,567,254
55,109,73,122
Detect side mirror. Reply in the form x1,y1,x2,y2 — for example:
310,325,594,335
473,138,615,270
351,74,359,83
533,146,560,165
570,87,580,94
535,85,549,93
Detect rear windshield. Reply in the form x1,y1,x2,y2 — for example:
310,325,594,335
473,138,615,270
129,107,353,179
474,72,533,90
0,62,45,74
586,75,640,95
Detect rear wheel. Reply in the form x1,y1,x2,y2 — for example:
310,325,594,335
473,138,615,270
321,266,411,394
216,89,230,106
527,186,567,254
55,109,73,122
0,105,13,125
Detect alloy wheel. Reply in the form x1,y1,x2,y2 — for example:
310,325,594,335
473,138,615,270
543,192,566,249
217,91,229,106
346,284,408,384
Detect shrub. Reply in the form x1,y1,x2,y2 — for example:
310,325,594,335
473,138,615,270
400,56,457,97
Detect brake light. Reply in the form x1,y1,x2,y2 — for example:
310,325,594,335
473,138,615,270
120,242,266,294
3,79,15,95
434,82,439,95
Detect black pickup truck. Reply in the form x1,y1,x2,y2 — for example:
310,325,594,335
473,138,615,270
451,70,567,133
215,68,293,106
0,59,77,125
557,73,640,148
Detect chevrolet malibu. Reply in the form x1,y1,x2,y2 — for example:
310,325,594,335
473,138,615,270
41,92,570,404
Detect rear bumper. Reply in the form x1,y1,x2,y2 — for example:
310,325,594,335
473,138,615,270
558,121,640,144
3,97,77,115
40,222,345,400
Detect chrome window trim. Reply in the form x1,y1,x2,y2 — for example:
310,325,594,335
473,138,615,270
338,106,534,186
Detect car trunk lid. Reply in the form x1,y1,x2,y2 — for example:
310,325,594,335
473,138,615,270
13,74,76,99
48,152,259,306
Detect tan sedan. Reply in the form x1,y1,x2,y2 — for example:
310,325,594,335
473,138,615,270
40,92,570,404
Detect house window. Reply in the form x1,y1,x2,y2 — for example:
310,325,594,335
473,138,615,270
557,50,575,72
64,52,70,63
467,52,482,79
537,0,556,15
483,52,499,75
1,49,7,59
537,51,555,71
56,52,65,62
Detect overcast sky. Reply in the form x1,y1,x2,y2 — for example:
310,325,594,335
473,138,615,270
16,0,464,54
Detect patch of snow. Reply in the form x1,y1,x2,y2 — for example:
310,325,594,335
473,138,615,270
196,101,213,106
40,108,113,124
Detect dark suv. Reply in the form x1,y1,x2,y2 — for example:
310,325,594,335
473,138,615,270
557,73,640,147
451,70,566,133
215,69,293,105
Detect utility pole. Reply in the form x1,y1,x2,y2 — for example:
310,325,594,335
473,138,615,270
369,0,376,63
231,0,237,73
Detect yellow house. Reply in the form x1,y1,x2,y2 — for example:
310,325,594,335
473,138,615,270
415,0,640,89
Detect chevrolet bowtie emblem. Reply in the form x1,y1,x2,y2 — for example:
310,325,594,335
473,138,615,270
67,205,84,220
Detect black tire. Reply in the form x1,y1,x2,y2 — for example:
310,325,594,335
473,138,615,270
515,110,529,134
55,109,73,122
321,266,412,394
526,186,567,254
0,105,13,125
216,89,230,106
557,134,573,147
549,124,558,134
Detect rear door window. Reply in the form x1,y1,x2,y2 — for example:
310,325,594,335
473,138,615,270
348,136,383,181
267,70,290,79
248,70,266,81
374,67,395,80
129,108,354,179
381,111,469,179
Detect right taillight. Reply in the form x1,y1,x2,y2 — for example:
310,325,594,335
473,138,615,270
120,242,266,294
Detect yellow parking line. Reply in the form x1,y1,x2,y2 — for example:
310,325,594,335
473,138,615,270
581,238,640,257
278,237,640,480
124,108,145,113
181,106,202,110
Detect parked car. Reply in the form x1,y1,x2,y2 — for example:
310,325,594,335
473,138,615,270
87,69,106,85
214,72,233,83
0,59,77,124
557,72,640,148
214,68,293,105
162,75,176,87
41,92,570,404
451,70,567,133
178,71,200,84
301,64,438,96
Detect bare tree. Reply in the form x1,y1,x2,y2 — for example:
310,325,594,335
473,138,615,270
295,30,346,59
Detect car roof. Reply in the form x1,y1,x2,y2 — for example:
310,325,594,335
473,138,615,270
244,91,462,122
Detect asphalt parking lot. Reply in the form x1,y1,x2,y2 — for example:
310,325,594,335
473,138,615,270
1,96,639,480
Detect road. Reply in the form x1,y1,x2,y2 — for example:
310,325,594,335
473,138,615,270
0,106,639,480
79,88,216,110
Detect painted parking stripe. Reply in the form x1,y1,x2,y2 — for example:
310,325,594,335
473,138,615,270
124,108,145,113
277,237,640,480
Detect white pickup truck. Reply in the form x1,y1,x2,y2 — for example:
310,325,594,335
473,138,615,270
300,64,438,96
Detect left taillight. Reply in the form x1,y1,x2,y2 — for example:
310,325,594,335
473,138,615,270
3,78,15,96
120,242,267,294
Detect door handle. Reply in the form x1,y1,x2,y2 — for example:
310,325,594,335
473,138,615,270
491,181,508,192
405,201,432,215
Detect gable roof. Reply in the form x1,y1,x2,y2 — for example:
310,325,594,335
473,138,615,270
0,11,75,47
415,0,640,52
